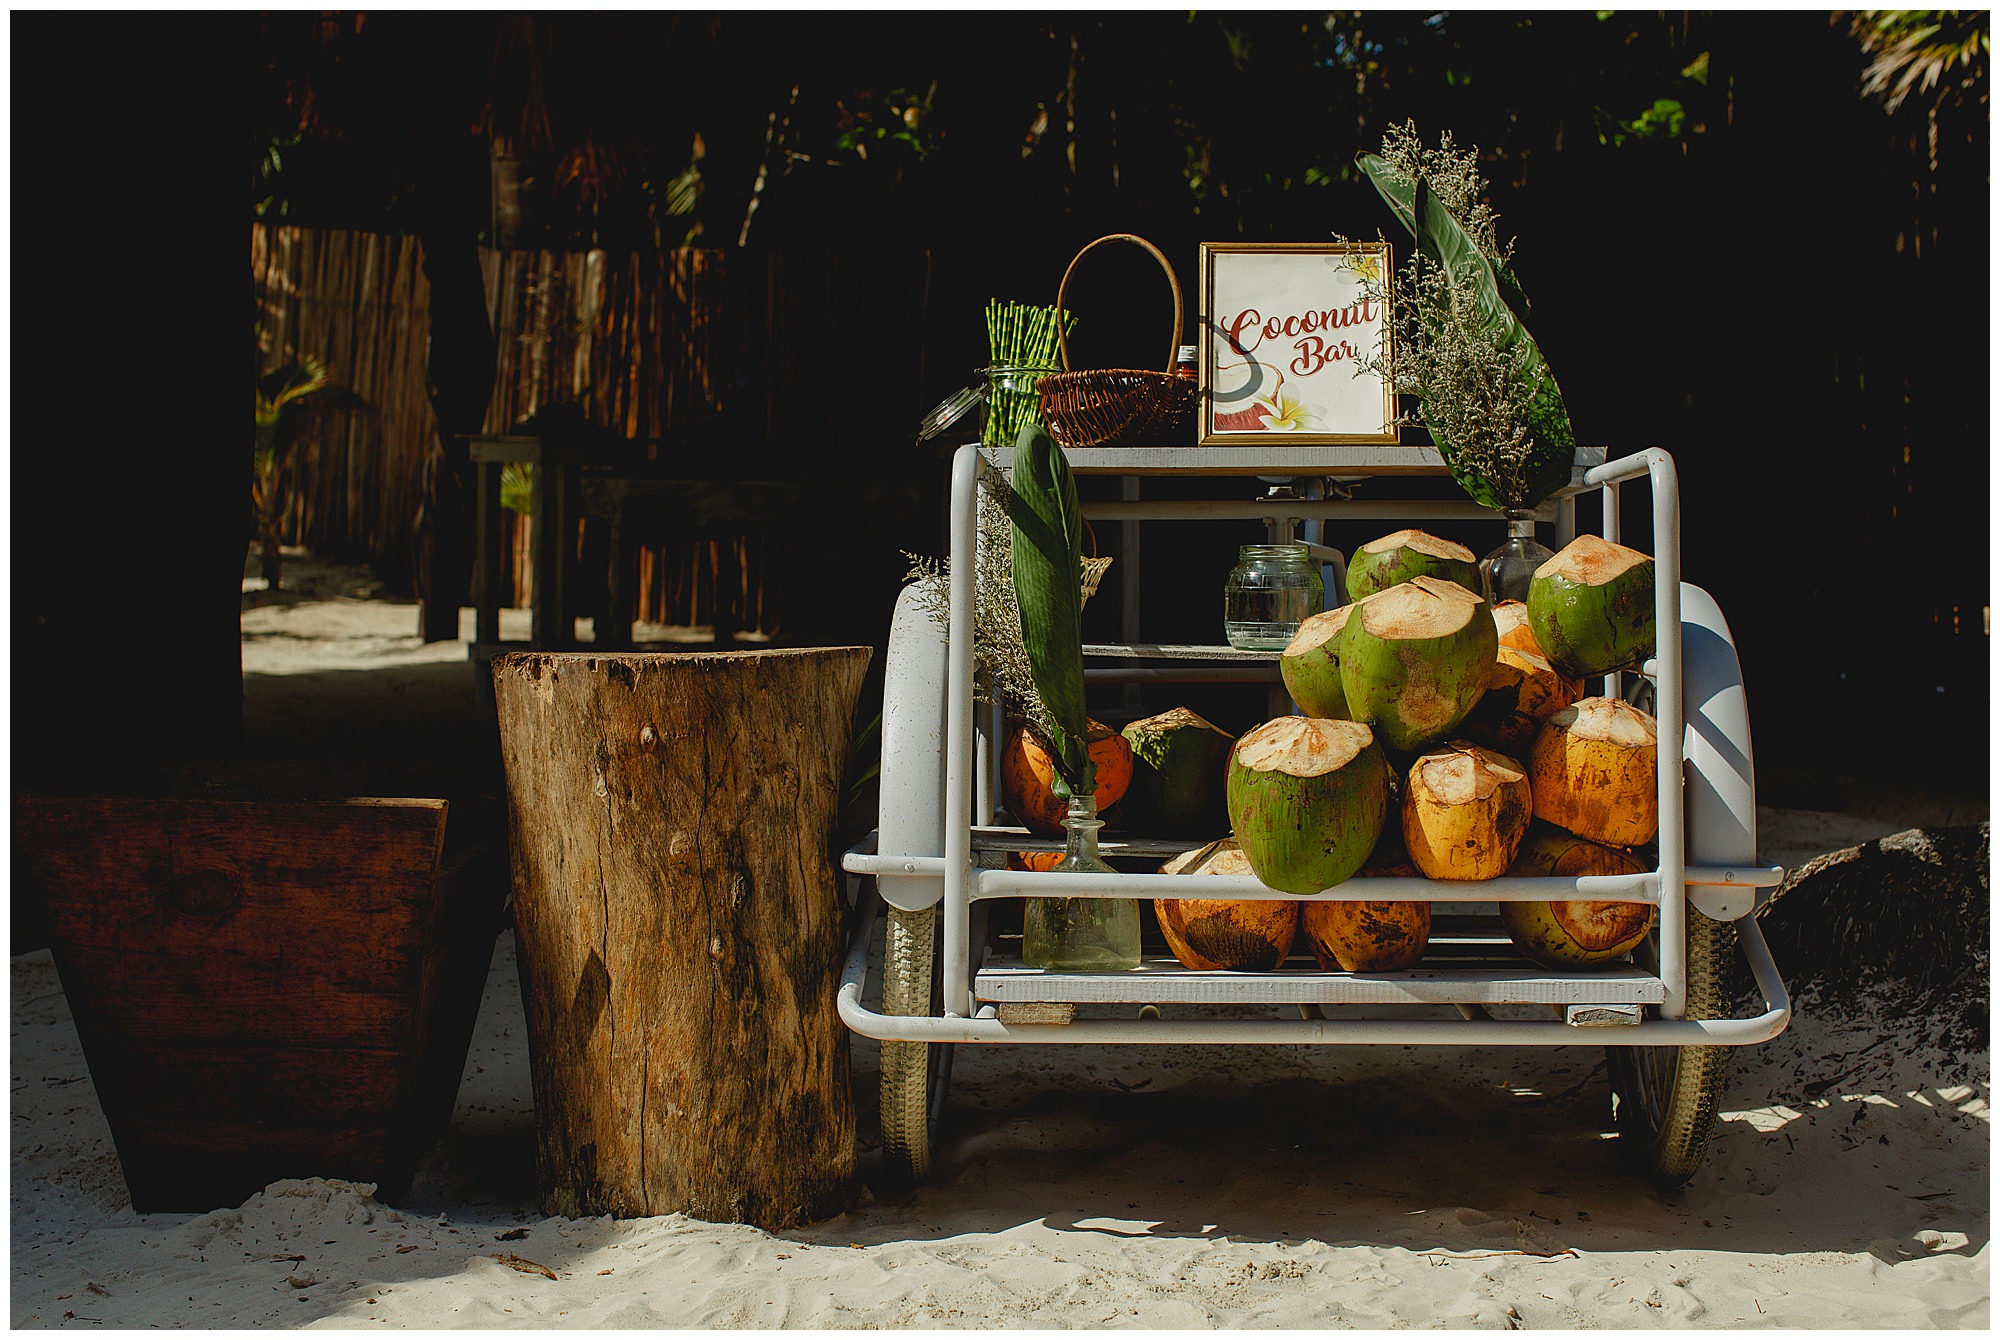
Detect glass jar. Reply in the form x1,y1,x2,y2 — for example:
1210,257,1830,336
1022,796,1140,972
981,364,1060,452
1478,510,1557,606
1223,543,1325,650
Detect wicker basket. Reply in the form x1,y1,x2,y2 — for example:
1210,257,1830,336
1037,234,1197,449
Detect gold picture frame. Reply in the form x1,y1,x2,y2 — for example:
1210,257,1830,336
1197,241,1398,446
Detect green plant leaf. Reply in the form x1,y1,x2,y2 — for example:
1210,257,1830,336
1008,423,1093,800
1358,151,1576,510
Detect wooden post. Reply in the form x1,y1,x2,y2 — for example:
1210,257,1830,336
492,647,871,1226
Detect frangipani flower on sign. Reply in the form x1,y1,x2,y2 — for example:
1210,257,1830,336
1250,390,1326,433
1340,251,1383,287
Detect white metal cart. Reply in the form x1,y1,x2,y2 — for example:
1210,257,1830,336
840,441,1792,1190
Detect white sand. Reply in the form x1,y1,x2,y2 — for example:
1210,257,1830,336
9,559,1989,1328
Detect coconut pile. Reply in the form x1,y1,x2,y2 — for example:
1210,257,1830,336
998,529,1681,979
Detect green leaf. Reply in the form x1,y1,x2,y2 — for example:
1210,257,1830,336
1008,423,1093,800
1357,151,1576,510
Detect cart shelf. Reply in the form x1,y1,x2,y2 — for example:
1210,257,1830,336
973,956,1666,1007
1082,642,1278,660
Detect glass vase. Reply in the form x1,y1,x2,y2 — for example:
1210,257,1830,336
1021,795,1140,971
1478,510,1556,606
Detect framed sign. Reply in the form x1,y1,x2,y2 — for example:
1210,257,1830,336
1198,241,1398,445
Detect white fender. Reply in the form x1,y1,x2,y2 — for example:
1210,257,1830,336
1680,582,1761,919
877,584,948,911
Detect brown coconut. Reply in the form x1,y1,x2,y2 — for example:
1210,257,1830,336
1401,741,1534,881
1490,600,1544,657
1301,870,1430,971
1155,840,1298,971
1499,824,1654,968
1527,697,1659,847
1460,645,1584,754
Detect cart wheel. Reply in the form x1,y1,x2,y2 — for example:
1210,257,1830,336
1606,906,1736,1190
879,904,955,1184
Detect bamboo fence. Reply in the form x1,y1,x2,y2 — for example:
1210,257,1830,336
251,224,781,630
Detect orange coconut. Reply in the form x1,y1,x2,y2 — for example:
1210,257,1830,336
1300,866,1431,972
1001,719,1135,837
1155,840,1298,972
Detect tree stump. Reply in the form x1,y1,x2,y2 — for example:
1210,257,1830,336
493,647,871,1226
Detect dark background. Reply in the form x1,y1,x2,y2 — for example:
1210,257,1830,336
12,10,1989,806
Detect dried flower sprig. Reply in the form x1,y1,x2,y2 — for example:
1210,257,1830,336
1350,253,1554,510
1347,120,1577,513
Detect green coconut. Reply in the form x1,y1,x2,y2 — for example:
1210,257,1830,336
1340,576,1498,753
1346,529,1480,601
1526,534,1656,677
1279,605,1353,719
1225,716,1388,896
1120,707,1237,834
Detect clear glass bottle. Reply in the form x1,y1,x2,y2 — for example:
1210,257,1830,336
1021,795,1141,971
1223,543,1325,650
1478,510,1557,606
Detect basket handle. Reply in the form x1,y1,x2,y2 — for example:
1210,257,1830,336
1054,233,1185,374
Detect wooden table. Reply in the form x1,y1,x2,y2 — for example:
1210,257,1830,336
470,433,807,655
470,433,582,656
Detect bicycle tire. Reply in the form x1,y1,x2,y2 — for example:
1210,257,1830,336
1606,905,1736,1189
879,904,954,1184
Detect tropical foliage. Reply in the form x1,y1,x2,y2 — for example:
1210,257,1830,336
1847,9,1988,113
252,356,331,585
1007,424,1092,801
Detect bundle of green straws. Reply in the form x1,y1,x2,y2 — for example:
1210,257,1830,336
982,299,1075,451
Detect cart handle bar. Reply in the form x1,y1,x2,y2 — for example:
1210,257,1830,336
842,847,1782,902
837,885,1790,1047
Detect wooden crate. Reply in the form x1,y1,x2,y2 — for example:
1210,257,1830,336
16,795,507,1212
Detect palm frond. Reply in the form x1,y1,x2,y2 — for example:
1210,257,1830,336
1848,10,1988,113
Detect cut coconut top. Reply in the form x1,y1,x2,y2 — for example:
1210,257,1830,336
1533,532,1651,585
1354,574,1485,640
1547,695,1658,747
1234,715,1376,777
1415,743,1524,804
1491,600,1540,653
1283,604,1352,657
1489,643,1561,688
1160,840,1253,877
1356,528,1475,563
1127,705,1228,737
